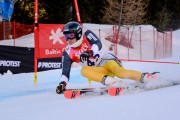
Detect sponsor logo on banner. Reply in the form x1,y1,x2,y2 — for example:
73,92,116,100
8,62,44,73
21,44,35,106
0,60,21,67
45,49,61,55
38,24,67,58
38,62,62,69
49,28,65,44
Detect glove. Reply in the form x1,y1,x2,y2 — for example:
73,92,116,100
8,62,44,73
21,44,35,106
56,81,67,94
80,50,93,62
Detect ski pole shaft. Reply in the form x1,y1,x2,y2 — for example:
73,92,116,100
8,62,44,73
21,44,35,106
101,58,180,64
119,58,180,64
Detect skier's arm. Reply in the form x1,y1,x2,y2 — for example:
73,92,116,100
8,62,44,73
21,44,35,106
84,30,102,55
60,51,73,83
56,51,73,94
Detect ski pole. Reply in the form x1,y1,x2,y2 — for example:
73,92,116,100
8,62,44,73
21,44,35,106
101,58,180,65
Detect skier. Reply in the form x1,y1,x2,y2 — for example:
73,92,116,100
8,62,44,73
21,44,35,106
56,21,156,94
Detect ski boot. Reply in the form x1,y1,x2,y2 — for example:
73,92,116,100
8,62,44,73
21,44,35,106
102,75,122,87
140,72,160,83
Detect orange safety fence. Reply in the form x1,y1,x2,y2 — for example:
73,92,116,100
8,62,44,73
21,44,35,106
0,22,172,61
0,21,34,40
84,24,172,60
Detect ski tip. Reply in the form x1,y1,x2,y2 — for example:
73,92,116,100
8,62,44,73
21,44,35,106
108,87,124,96
64,90,80,99
108,87,118,96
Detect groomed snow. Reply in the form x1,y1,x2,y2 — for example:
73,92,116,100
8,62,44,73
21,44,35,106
0,25,180,120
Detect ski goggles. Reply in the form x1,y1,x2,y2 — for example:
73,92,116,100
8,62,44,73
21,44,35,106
64,33,76,40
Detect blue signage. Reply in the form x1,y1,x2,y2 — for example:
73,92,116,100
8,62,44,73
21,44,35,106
0,0,14,21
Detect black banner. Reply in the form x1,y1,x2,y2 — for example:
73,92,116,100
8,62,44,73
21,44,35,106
0,45,62,74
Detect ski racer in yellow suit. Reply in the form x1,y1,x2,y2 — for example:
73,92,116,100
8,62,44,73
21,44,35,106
56,21,154,94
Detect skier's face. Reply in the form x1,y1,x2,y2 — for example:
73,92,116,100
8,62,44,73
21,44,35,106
64,33,77,45
67,38,77,45
64,33,76,40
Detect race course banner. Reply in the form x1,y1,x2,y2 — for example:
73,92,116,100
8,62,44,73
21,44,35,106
0,45,62,74
37,24,67,58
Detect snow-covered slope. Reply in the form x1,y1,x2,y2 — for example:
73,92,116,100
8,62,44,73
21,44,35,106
0,25,180,120
0,33,34,47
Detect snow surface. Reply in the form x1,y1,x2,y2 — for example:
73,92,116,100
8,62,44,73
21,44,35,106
0,25,180,120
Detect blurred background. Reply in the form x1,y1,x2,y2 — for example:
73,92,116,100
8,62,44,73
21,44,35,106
0,0,179,31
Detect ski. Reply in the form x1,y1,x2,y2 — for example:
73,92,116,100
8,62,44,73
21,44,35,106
108,87,125,96
108,80,180,97
64,87,108,99
107,85,143,96
107,71,161,96
64,72,180,99
64,81,180,99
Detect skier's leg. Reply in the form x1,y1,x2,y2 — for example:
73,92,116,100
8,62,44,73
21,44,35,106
104,60,142,82
81,66,114,83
